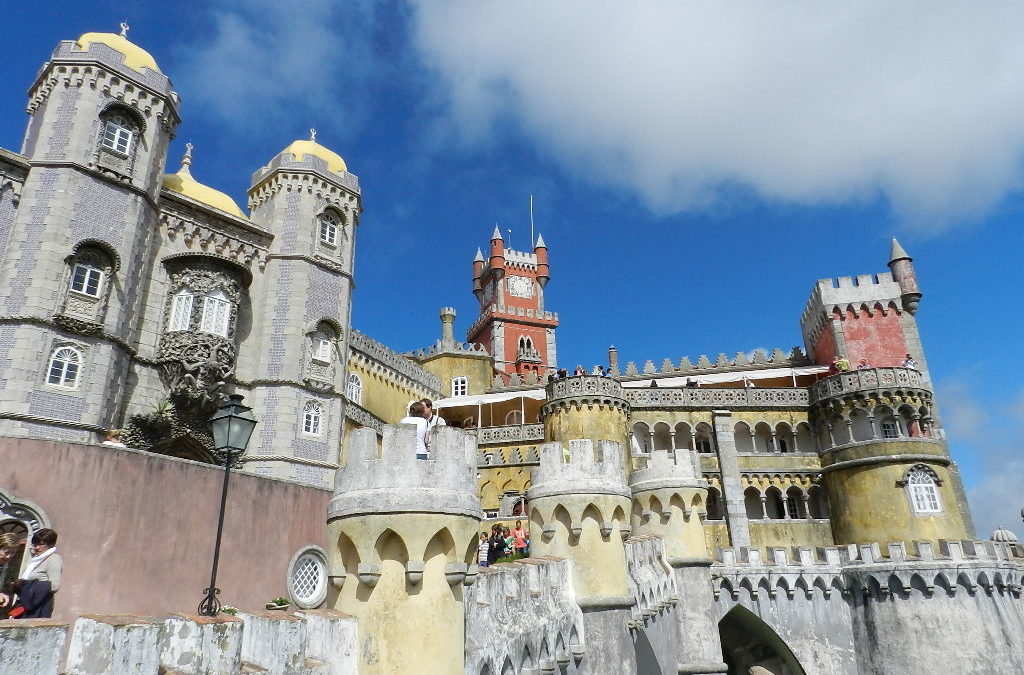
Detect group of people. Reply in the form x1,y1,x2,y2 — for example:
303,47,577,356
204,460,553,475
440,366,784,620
399,398,447,459
478,520,529,566
829,353,917,375
551,364,613,380
0,528,62,619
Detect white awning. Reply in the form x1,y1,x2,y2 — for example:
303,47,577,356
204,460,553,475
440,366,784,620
621,365,828,388
435,388,547,409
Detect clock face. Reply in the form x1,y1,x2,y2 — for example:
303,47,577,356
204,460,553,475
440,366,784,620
507,275,533,299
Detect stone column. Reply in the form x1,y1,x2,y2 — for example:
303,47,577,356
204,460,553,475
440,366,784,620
712,410,750,547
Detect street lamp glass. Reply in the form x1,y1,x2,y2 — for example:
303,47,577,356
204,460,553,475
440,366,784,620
211,394,258,452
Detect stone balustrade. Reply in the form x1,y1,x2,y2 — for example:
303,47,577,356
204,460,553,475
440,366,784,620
476,423,545,446
625,387,809,409
809,367,929,404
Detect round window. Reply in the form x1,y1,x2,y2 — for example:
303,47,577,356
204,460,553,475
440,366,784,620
287,545,328,609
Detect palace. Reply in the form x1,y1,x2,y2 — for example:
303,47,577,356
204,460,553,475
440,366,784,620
0,29,1021,675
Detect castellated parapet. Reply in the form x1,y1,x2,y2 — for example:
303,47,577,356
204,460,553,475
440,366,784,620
542,376,631,463
327,425,482,675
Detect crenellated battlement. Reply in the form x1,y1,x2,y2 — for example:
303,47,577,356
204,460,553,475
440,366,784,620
329,425,481,519
630,448,703,490
617,347,811,378
528,439,631,501
712,539,1024,602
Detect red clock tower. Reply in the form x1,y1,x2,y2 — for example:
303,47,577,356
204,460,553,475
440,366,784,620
467,228,559,382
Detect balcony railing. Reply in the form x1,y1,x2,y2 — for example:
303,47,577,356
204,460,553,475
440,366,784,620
625,387,809,408
809,367,928,404
476,423,545,446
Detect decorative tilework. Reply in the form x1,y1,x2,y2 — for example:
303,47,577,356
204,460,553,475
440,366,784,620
27,389,87,421
5,170,58,313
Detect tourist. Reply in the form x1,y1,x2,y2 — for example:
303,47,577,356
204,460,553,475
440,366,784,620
400,401,430,459
2,529,62,619
421,398,447,431
856,358,871,370
574,364,586,376
512,520,528,557
835,355,850,372
685,377,698,388
0,533,20,619
487,525,505,565
902,354,917,369
502,527,515,557
477,532,490,568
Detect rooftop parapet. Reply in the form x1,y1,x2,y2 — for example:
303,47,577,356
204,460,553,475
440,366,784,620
349,329,443,394
329,426,481,520
542,375,629,417
630,448,703,493
617,347,810,378
34,39,176,101
528,439,631,501
712,539,1023,600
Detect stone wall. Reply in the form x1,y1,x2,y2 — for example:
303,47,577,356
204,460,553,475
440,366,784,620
0,438,330,621
464,557,584,675
0,609,356,674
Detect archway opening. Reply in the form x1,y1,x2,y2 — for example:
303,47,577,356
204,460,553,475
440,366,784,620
718,605,806,675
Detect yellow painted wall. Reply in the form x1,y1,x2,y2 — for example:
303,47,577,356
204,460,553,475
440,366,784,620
348,359,435,424
418,353,494,397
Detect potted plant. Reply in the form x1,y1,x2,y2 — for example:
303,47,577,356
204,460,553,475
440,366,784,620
265,596,290,610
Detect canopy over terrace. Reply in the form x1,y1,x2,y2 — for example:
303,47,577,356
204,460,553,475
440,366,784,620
434,389,546,428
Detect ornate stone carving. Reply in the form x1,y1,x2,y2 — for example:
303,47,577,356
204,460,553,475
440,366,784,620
157,331,236,409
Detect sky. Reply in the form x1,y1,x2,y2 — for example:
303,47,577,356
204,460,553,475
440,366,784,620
1,1,1021,539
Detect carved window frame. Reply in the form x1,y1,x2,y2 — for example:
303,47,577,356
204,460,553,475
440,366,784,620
161,264,241,340
61,244,116,324
314,208,347,259
167,291,194,332
200,290,231,337
898,464,944,516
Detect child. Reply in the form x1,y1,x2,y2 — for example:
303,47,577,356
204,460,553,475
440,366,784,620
477,532,490,567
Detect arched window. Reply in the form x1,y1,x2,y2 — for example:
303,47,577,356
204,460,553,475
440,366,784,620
705,487,724,521
904,465,942,514
319,212,340,246
744,487,763,520
764,487,784,519
200,289,231,337
695,424,714,453
100,113,137,155
168,291,194,331
346,373,362,404
505,410,523,425
303,401,323,435
734,422,754,453
451,376,468,397
47,346,81,388
786,486,807,519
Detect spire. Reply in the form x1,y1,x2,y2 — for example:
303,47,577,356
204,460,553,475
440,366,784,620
535,232,547,249
491,225,503,241
474,248,484,262
889,236,911,264
178,142,194,178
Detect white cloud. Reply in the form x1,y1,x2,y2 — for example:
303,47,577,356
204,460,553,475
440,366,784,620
173,0,379,132
411,1,1024,228
968,458,1023,543
937,378,989,438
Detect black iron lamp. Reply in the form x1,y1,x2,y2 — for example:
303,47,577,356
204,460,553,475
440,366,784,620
198,394,257,616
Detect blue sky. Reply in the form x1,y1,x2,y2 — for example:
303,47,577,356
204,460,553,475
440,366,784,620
2,2,1021,538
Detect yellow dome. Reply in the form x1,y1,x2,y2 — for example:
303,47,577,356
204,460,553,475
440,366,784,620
163,150,246,219
281,139,348,173
76,32,161,74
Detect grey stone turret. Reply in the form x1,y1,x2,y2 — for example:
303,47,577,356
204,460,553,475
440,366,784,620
528,439,631,502
330,425,481,519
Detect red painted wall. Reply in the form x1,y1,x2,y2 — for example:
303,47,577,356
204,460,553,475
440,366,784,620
839,306,908,367
812,321,837,365
0,438,330,621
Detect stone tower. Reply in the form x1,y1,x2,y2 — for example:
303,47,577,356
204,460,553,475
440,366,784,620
800,237,929,375
543,374,631,469
327,425,482,675
237,134,361,486
630,447,727,675
468,228,558,381
527,437,637,673
0,31,179,441
802,243,973,545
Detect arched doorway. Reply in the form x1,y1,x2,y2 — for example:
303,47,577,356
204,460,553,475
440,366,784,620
718,605,805,675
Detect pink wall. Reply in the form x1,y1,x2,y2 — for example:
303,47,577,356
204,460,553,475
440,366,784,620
812,321,837,365
0,438,331,621
839,306,908,367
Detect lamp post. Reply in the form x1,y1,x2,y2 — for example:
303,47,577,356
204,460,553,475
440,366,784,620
198,394,258,616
